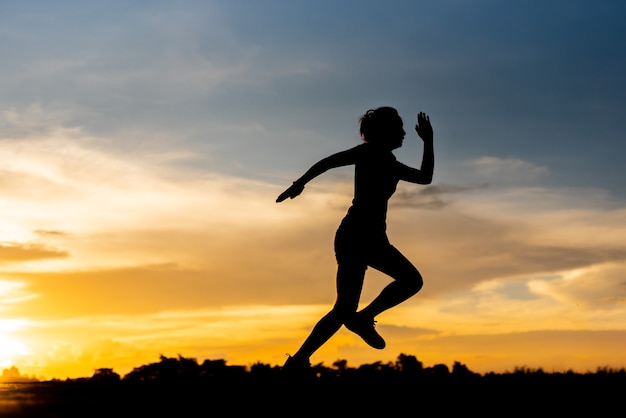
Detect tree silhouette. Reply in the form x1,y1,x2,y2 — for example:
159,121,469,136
396,353,423,376
91,368,121,383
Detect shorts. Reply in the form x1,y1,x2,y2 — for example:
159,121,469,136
334,219,392,267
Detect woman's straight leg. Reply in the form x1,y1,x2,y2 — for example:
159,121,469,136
290,262,366,360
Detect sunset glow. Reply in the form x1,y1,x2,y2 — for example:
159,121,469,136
0,324,30,369
1,0,625,380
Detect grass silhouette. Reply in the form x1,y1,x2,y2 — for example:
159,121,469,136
1,354,624,417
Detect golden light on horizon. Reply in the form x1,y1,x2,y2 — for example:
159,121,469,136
0,336,29,369
0,318,30,369
0,122,624,380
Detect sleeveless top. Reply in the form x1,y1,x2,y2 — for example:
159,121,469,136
341,143,405,235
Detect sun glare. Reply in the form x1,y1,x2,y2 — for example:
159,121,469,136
0,334,29,369
0,317,31,369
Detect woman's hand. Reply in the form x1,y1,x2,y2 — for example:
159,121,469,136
415,112,433,142
276,181,305,202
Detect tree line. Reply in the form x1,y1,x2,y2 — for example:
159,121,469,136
2,354,624,416
4,353,626,384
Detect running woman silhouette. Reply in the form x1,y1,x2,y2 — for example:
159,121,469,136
276,107,434,374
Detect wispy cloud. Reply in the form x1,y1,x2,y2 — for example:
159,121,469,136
466,156,549,185
529,261,626,308
391,183,488,209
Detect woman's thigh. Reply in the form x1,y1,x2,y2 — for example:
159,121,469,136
368,244,422,284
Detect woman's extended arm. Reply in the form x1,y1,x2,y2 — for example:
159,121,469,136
276,147,358,202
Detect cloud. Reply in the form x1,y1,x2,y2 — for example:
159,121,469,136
465,156,549,185
0,243,68,264
529,261,626,308
391,183,488,210
0,280,35,309
385,184,626,305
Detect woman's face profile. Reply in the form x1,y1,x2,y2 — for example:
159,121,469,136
386,116,406,149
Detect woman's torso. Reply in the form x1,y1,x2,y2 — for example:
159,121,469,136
341,143,401,234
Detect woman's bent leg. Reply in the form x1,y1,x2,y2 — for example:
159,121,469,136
359,245,423,319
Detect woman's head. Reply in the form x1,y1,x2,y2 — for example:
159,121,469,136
359,106,406,149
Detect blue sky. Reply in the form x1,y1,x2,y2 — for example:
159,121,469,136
1,0,626,378
3,0,625,192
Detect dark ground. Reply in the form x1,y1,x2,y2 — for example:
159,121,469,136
1,355,624,417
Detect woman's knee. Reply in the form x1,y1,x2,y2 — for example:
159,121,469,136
405,269,423,295
412,274,424,294
332,291,361,318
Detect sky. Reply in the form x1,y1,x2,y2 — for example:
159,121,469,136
0,0,625,380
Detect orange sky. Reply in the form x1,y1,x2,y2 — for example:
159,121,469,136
1,127,625,379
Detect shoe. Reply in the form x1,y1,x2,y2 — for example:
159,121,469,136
344,314,386,349
281,354,312,378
